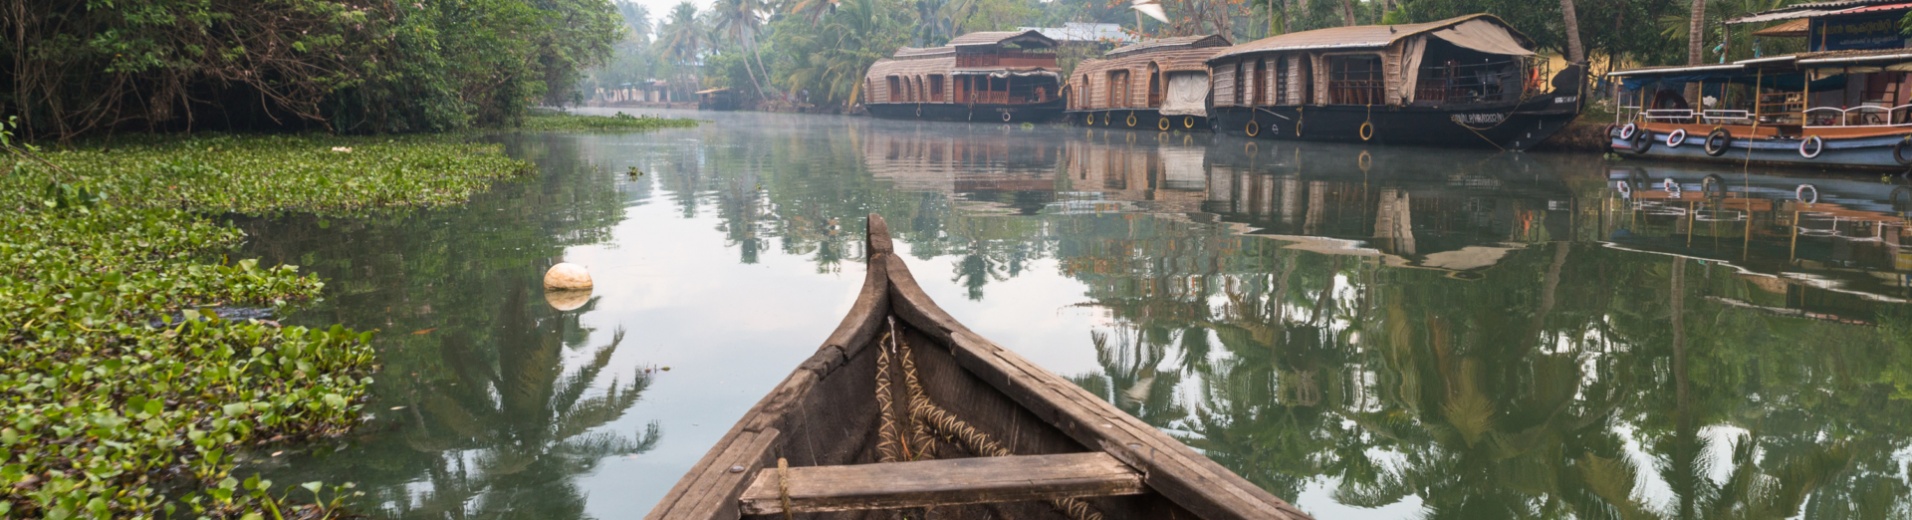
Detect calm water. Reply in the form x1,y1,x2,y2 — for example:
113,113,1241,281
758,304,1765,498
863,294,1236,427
241,109,1912,519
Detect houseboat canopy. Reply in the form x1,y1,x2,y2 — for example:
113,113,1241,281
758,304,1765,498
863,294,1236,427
1210,14,1533,59
1725,0,1904,24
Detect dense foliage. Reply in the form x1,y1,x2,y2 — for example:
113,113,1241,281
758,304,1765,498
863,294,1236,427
583,0,1822,111
0,0,624,139
0,129,537,517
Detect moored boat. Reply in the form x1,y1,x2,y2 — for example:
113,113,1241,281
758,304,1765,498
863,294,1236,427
1205,14,1583,150
863,31,1065,123
1067,35,1232,132
645,214,1311,520
1606,52,1912,170
1605,1,1912,170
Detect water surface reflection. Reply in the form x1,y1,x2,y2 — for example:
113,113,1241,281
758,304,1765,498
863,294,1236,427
247,111,1912,519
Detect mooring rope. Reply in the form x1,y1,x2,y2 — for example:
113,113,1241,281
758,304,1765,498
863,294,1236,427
893,333,1105,520
873,331,903,463
777,457,795,520
894,322,939,461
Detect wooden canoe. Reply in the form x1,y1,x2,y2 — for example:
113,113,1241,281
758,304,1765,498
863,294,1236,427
645,214,1312,520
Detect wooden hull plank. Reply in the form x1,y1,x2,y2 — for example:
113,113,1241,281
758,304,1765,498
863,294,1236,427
738,452,1144,514
880,253,1313,520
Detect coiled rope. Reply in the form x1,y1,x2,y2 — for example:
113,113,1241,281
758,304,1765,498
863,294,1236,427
885,321,1105,520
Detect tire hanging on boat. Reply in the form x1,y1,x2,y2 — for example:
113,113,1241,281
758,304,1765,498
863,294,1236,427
1619,123,1638,140
1704,129,1732,157
1158,117,1171,131
1360,121,1375,142
1085,113,1095,125
1629,128,1653,154
1184,116,1195,129
1665,128,1686,148
1126,113,1138,127
1893,135,1912,166
1800,136,1825,159
1001,111,1012,122
1245,120,1261,137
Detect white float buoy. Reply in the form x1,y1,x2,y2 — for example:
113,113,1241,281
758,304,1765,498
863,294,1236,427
544,262,593,290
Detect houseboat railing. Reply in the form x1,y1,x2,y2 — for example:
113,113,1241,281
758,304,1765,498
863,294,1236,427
1803,105,1912,128
1701,110,1752,125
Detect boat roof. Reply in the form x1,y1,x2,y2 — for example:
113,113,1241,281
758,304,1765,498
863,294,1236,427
1751,18,1810,37
1610,47,1912,79
1209,14,1531,60
892,46,956,59
1726,0,1908,24
948,30,1057,49
1105,34,1230,58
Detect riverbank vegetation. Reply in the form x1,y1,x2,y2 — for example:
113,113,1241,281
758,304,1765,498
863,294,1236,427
0,126,541,516
586,0,1805,113
1,0,625,140
521,111,704,132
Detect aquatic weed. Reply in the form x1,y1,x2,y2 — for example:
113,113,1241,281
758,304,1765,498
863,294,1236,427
0,130,554,516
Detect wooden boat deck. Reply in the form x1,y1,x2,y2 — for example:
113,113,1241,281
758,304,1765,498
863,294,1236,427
646,214,1310,520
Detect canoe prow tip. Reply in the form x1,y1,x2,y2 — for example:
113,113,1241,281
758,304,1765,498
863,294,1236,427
866,213,893,256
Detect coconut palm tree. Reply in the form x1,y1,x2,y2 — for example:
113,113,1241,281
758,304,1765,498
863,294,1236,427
711,0,775,100
657,2,705,95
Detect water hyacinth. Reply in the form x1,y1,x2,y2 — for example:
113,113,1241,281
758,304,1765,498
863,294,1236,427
0,128,604,517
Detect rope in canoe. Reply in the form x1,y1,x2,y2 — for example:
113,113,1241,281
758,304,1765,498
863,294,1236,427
873,332,903,463
883,318,1106,520
777,457,795,520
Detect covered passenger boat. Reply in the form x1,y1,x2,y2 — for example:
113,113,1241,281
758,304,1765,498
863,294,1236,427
1206,14,1583,150
646,214,1311,520
1067,35,1232,132
1606,0,1912,170
863,31,1065,123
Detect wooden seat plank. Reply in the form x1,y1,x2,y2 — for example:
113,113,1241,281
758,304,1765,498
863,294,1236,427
738,452,1143,515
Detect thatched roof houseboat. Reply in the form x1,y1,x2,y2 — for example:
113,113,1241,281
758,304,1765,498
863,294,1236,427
863,30,1065,123
1205,15,1582,150
1067,35,1231,132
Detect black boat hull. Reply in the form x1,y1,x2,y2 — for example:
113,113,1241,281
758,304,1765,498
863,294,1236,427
1066,108,1210,132
1210,96,1580,151
867,100,1064,123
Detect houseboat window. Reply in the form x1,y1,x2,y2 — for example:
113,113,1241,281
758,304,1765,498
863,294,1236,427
1147,63,1162,107
929,75,945,102
1328,55,1384,105
1273,56,1291,105
887,76,902,102
1108,70,1130,107
1252,58,1268,106
1233,61,1246,106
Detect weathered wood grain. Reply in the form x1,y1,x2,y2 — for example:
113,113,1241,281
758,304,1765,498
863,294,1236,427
737,453,1143,515
881,252,1314,520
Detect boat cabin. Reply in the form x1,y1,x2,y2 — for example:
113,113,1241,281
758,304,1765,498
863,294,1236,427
1201,14,1579,149
1207,14,1546,112
1068,35,1231,130
1605,1,1912,168
863,31,1065,122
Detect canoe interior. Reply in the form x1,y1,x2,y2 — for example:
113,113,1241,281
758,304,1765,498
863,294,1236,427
740,322,1200,519
648,214,1306,520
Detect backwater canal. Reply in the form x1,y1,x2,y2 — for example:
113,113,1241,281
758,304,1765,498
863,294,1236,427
242,109,1912,519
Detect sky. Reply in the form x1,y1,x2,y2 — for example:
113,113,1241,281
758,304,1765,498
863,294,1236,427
628,0,716,32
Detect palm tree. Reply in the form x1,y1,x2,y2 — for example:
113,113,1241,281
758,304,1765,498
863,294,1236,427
657,2,705,96
615,0,652,43
1559,0,1584,64
711,0,776,100
1687,0,1707,66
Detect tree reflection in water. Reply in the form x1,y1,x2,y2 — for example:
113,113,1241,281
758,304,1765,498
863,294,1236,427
387,286,658,517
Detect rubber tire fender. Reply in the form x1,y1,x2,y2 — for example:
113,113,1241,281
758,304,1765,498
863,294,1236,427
1704,128,1732,157
1893,135,1912,166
